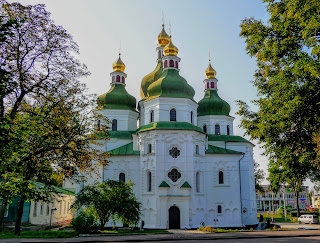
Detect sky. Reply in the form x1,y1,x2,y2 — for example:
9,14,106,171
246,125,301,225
7,0,301,186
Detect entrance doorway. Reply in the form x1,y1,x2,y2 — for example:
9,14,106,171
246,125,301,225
169,206,180,229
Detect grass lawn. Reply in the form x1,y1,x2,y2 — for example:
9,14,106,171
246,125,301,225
99,229,168,234
0,230,78,239
258,213,298,222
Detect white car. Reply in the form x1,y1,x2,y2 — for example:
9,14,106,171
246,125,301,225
298,214,319,224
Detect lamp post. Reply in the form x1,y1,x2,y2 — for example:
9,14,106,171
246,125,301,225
49,207,57,230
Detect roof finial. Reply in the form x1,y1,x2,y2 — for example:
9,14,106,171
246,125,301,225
119,41,121,56
209,49,211,63
162,11,164,27
169,21,172,37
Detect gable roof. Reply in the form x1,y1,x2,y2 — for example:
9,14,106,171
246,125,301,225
108,142,140,156
205,144,243,155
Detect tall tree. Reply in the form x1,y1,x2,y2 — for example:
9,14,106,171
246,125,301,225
237,0,320,216
254,161,266,193
0,2,109,234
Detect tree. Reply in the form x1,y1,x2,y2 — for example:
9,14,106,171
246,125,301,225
0,2,109,234
237,0,320,217
73,180,142,230
254,161,265,193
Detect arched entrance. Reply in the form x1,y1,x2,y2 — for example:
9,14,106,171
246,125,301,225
169,206,180,229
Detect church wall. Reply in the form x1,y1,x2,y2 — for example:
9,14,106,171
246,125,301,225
96,109,138,131
143,97,198,125
198,115,234,135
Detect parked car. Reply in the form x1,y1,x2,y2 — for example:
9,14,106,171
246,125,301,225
298,214,319,224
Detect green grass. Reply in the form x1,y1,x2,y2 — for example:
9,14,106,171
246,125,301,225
99,229,168,234
0,230,78,239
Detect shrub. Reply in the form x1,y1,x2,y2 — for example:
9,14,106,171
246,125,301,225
198,226,215,233
71,211,98,234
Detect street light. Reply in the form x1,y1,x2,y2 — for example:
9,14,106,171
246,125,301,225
49,207,57,230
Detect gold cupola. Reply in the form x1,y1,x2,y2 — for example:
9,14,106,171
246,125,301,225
163,38,178,56
158,25,170,47
112,54,125,72
205,60,216,79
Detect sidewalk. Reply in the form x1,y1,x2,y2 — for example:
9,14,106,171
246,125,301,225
2,229,320,243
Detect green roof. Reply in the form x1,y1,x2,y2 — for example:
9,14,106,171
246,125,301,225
180,181,192,188
198,90,230,116
145,69,195,101
30,181,75,196
208,134,251,143
97,83,137,111
159,181,170,187
137,121,204,134
109,131,135,139
206,144,243,154
108,142,140,156
140,60,163,99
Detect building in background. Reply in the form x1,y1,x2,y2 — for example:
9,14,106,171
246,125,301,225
77,25,257,229
256,185,309,211
312,194,320,209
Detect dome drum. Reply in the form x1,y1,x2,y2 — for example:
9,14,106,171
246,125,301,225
111,71,127,85
163,55,180,71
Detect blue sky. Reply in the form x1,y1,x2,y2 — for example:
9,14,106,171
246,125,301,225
9,0,279,183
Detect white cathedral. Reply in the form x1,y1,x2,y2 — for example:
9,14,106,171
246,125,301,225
77,25,258,229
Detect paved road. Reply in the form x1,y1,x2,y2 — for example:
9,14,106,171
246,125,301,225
278,222,320,229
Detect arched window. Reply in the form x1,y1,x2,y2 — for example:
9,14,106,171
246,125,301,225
215,124,220,135
147,171,152,192
211,82,214,88
97,120,101,131
148,144,152,154
207,82,209,89
227,125,230,135
122,76,125,83
191,111,193,124
203,125,207,133
218,205,222,214
175,61,178,68
112,76,115,82
112,119,117,131
219,171,224,184
170,109,176,121
116,75,120,82
196,145,199,155
164,60,168,68
169,59,174,67
196,172,200,193
150,110,154,123
119,173,125,182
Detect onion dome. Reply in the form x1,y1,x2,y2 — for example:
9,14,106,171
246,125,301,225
97,84,136,111
140,60,163,99
205,60,216,79
112,54,125,72
198,90,230,116
146,69,195,101
158,25,170,47
164,38,178,56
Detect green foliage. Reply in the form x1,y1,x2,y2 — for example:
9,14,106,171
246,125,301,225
0,1,110,235
254,161,265,193
73,180,141,230
71,211,98,234
237,0,320,206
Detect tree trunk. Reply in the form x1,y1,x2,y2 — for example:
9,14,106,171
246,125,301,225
0,200,8,229
295,189,300,217
14,195,25,235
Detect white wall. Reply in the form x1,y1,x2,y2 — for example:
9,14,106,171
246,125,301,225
198,115,234,135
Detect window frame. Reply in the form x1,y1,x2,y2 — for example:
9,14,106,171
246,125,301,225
170,108,177,121
112,119,117,131
215,124,220,135
119,172,125,182
150,110,154,123
218,171,224,184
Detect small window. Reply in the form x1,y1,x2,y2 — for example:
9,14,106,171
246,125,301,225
196,145,199,155
175,61,178,68
170,109,176,121
207,82,209,89
211,82,214,88
33,202,37,217
147,171,152,192
218,205,222,214
150,110,154,123
215,124,220,135
112,119,117,131
122,76,125,83
164,60,168,68
219,171,224,184
97,120,101,131
158,50,162,59
227,125,230,135
112,76,115,82
191,111,193,124
148,144,152,154
169,59,174,67
203,125,207,133
4,204,9,217
196,172,200,193
46,203,50,216
119,172,125,182
116,75,120,82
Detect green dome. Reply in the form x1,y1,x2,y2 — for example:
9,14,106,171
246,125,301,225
140,60,163,99
98,83,136,111
198,90,230,116
146,69,195,101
